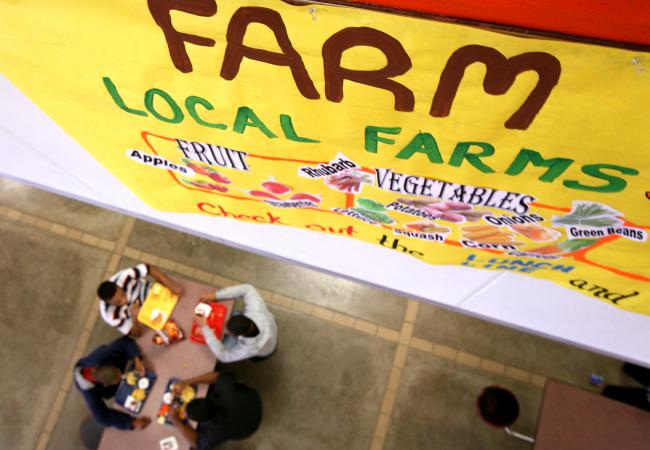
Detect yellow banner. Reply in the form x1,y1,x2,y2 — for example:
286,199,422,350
1,1,648,312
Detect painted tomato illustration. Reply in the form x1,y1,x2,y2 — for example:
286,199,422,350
288,193,321,203
261,177,291,195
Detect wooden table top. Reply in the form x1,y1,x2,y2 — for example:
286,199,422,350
534,379,650,450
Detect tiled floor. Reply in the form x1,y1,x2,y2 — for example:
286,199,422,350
0,176,635,450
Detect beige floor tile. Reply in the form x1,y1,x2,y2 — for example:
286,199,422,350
312,306,334,321
377,327,400,343
404,300,419,323
370,437,385,450
374,413,391,439
433,344,458,361
81,233,99,246
399,322,414,344
49,223,67,235
34,433,49,450
480,358,506,375
6,208,22,220
531,374,547,388
386,367,402,391
21,213,37,225
333,312,356,328
292,300,314,315
456,351,481,368
355,320,378,335
409,337,433,353
380,389,398,414
505,366,532,383
65,228,83,240
123,247,141,260
393,345,409,368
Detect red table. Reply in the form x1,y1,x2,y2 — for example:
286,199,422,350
99,278,233,450
534,379,650,450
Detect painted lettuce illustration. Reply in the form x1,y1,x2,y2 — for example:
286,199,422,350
553,202,623,227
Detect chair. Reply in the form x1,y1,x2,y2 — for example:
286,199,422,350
477,386,535,444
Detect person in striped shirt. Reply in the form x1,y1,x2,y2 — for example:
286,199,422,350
97,263,183,336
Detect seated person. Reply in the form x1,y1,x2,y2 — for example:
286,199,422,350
97,263,183,337
602,362,650,411
169,370,262,449
198,284,277,363
73,336,151,430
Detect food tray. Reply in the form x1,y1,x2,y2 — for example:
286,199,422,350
138,283,179,331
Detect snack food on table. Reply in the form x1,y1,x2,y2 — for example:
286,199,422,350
138,378,150,390
152,319,185,346
132,388,146,401
181,385,196,404
126,371,138,386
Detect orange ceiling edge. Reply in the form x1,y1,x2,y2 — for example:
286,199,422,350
339,0,650,47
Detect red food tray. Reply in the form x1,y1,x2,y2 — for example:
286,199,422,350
190,302,227,344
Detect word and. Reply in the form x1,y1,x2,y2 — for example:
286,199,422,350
569,279,639,304
485,213,544,226
375,168,534,214
366,128,638,194
299,155,357,178
567,226,647,242
176,139,249,171
103,77,319,143
148,3,561,130
127,149,192,175
377,236,424,256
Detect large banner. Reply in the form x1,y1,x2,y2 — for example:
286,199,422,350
1,1,648,315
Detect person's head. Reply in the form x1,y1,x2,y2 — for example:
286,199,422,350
477,386,520,427
186,398,217,422
226,315,258,337
97,281,127,306
94,365,122,386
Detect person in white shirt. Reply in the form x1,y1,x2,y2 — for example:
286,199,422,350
97,263,183,337
198,284,277,363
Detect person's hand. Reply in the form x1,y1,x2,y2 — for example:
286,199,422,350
168,281,184,297
199,291,216,303
195,314,208,327
171,380,187,396
168,405,182,426
129,301,141,319
133,357,146,377
132,416,151,429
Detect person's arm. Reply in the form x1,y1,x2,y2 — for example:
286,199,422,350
114,335,142,360
148,265,184,296
127,302,143,337
81,390,134,430
202,325,251,363
170,406,198,445
171,371,219,397
214,284,263,308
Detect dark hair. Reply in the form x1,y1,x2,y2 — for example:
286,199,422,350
97,281,117,301
186,398,216,422
227,315,257,337
95,365,121,385
477,386,519,427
